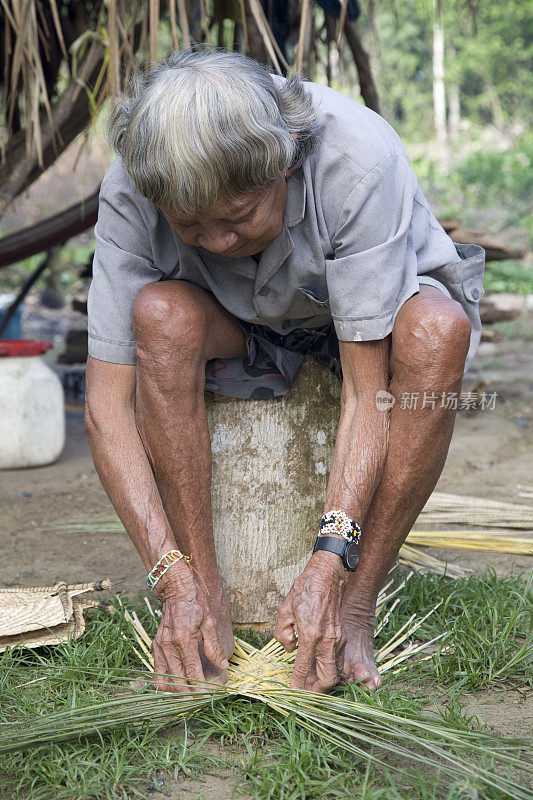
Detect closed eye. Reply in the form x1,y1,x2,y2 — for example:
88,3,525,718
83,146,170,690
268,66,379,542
233,211,255,224
169,204,258,229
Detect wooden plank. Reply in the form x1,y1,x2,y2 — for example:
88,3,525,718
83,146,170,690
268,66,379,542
451,228,525,261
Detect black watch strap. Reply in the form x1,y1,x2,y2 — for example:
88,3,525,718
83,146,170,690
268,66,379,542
313,536,346,558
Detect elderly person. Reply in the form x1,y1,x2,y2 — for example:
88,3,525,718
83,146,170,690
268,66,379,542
85,48,485,693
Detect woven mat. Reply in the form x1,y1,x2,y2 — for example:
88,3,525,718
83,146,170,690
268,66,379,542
0,579,111,652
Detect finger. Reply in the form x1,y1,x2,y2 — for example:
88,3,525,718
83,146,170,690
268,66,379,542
179,638,209,692
311,655,339,693
153,642,189,694
165,642,195,694
201,619,230,671
304,661,318,691
199,641,229,686
335,636,346,678
152,645,170,692
291,644,315,690
274,608,298,652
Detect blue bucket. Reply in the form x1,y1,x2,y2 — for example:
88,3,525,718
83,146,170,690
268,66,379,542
0,295,23,340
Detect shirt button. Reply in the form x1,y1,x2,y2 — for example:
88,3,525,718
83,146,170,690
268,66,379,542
258,287,269,297
471,288,480,300
281,320,291,330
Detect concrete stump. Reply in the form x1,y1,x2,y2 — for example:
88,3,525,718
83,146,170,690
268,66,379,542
206,356,341,627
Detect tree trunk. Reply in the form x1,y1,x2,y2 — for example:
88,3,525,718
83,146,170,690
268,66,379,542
448,47,461,139
341,17,380,114
206,357,340,625
432,0,447,144
449,81,461,139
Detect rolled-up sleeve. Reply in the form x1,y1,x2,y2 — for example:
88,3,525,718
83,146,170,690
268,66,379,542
87,169,164,364
326,153,421,342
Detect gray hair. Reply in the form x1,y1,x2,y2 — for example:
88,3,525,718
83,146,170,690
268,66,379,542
109,47,321,215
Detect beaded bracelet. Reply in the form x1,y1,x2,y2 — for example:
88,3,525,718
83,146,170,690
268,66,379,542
146,549,190,590
320,510,362,543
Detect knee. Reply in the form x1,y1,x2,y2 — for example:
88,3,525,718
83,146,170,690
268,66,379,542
133,282,209,363
392,302,471,386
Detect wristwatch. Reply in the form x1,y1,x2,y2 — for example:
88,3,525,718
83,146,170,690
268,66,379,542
313,535,359,572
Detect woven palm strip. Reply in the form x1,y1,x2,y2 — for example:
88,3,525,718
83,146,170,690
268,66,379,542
0,579,112,652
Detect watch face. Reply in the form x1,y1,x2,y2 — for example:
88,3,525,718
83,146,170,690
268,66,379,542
343,541,360,571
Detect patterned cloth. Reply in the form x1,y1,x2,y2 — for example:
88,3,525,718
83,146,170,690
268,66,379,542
204,322,342,399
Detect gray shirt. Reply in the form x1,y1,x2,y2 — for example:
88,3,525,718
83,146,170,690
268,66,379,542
88,79,484,366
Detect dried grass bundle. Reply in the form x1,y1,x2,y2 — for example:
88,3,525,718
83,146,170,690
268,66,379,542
420,492,533,529
398,544,471,578
406,530,533,554
55,493,532,587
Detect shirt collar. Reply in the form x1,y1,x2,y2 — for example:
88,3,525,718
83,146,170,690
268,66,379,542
283,168,306,228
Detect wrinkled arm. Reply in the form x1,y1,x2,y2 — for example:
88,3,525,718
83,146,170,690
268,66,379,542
84,355,179,583
85,356,229,691
324,338,391,522
274,338,391,692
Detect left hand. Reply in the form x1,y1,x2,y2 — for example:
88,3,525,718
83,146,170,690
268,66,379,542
274,551,348,692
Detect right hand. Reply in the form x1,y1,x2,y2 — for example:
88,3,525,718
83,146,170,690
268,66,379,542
152,561,230,693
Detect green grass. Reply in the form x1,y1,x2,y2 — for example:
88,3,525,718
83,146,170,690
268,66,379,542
0,570,531,800
374,569,533,689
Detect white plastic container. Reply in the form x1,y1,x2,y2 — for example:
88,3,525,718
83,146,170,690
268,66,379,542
0,341,65,469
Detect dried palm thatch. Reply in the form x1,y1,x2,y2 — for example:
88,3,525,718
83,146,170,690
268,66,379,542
418,492,533,529
0,0,292,218
0,579,113,653
1,581,531,798
1,0,384,217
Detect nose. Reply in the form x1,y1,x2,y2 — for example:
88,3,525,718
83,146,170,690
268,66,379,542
198,228,239,254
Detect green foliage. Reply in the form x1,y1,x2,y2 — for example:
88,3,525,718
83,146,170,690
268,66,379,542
450,132,533,236
0,239,95,295
410,132,533,277
483,261,533,296
371,5,433,140
368,0,533,140
445,1,533,126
